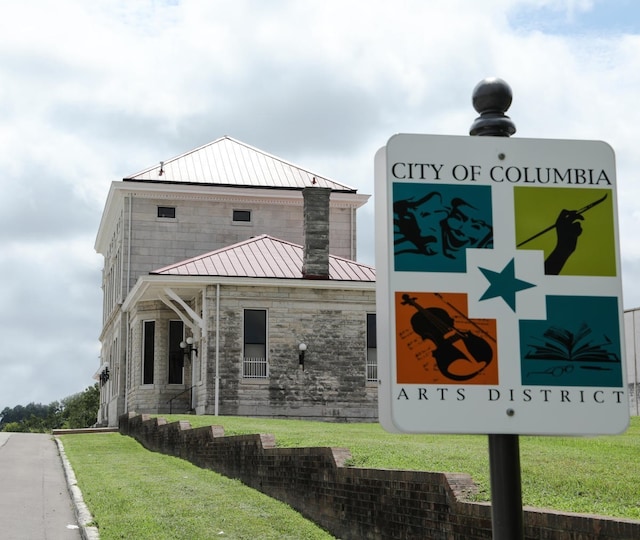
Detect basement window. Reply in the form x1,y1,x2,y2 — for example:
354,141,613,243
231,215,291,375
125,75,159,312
232,209,252,223
157,206,176,219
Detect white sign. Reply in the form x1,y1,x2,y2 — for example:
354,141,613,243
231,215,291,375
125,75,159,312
375,134,629,435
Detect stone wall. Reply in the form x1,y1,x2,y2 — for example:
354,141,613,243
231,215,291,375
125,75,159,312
207,284,377,420
302,187,331,279
120,283,377,422
127,193,356,288
120,413,640,540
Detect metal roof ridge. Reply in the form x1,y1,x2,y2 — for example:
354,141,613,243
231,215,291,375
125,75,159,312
123,136,357,192
124,135,232,179
150,234,294,274
225,137,357,192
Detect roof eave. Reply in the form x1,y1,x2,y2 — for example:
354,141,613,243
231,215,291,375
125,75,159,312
122,274,375,312
123,177,358,194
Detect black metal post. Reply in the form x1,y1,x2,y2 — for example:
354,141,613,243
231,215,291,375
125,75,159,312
488,434,524,538
470,77,524,540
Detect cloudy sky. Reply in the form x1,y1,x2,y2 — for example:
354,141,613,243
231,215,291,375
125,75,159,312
1,0,640,411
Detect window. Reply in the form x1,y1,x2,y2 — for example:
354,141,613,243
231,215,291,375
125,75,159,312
168,320,184,384
157,206,176,218
142,321,155,384
233,209,251,223
243,309,267,378
366,314,377,382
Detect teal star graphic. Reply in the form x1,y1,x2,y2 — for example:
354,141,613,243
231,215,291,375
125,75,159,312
479,258,536,311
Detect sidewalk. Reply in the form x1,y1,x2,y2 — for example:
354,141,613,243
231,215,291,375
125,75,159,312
0,432,82,540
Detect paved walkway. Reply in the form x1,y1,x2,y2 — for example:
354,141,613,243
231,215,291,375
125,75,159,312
0,432,81,540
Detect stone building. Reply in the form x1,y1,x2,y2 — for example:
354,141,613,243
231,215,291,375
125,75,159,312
94,137,377,426
624,307,640,415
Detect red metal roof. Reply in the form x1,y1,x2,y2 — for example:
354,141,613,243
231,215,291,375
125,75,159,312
151,235,375,281
125,136,357,192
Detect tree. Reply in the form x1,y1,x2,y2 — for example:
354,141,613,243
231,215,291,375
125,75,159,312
0,403,50,431
0,384,99,432
1,421,29,433
60,384,100,429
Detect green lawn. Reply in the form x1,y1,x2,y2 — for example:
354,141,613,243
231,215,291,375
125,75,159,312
60,415,640,540
60,433,334,540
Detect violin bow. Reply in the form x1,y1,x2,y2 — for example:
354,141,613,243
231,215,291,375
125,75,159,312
432,293,497,342
516,193,607,248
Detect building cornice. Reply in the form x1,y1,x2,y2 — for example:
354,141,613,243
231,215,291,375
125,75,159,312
95,181,369,254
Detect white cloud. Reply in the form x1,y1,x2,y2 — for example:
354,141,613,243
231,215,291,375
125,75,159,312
1,0,640,410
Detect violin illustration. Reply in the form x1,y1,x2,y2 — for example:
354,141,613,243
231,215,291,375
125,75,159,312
401,294,494,381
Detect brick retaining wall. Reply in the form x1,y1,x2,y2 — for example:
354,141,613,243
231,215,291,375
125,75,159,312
119,413,640,539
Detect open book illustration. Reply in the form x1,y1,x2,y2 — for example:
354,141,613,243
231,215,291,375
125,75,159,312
523,322,619,364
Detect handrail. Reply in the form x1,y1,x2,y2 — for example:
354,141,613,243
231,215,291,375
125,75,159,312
167,385,195,414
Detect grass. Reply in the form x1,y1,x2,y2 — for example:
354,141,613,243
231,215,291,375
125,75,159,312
60,433,334,540
60,416,640,539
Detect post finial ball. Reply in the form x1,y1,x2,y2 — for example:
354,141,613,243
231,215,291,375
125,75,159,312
469,77,516,137
472,77,513,114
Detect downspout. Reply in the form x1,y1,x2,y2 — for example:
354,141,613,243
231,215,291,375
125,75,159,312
125,194,133,414
192,288,207,411
124,311,129,414
191,305,197,411
215,283,220,416
127,194,132,295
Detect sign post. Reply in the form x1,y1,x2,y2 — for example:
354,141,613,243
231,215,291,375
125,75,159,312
375,78,629,538
470,77,523,540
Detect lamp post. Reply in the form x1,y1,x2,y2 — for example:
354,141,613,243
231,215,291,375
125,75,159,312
180,336,198,359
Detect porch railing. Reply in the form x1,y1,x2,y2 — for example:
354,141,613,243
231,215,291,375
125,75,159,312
167,385,195,414
243,357,268,378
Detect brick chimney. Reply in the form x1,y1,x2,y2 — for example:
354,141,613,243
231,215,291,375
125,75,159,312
302,187,331,279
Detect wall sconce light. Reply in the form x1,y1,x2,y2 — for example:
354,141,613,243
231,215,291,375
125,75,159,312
180,336,198,359
99,367,110,386
298,343,307,370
